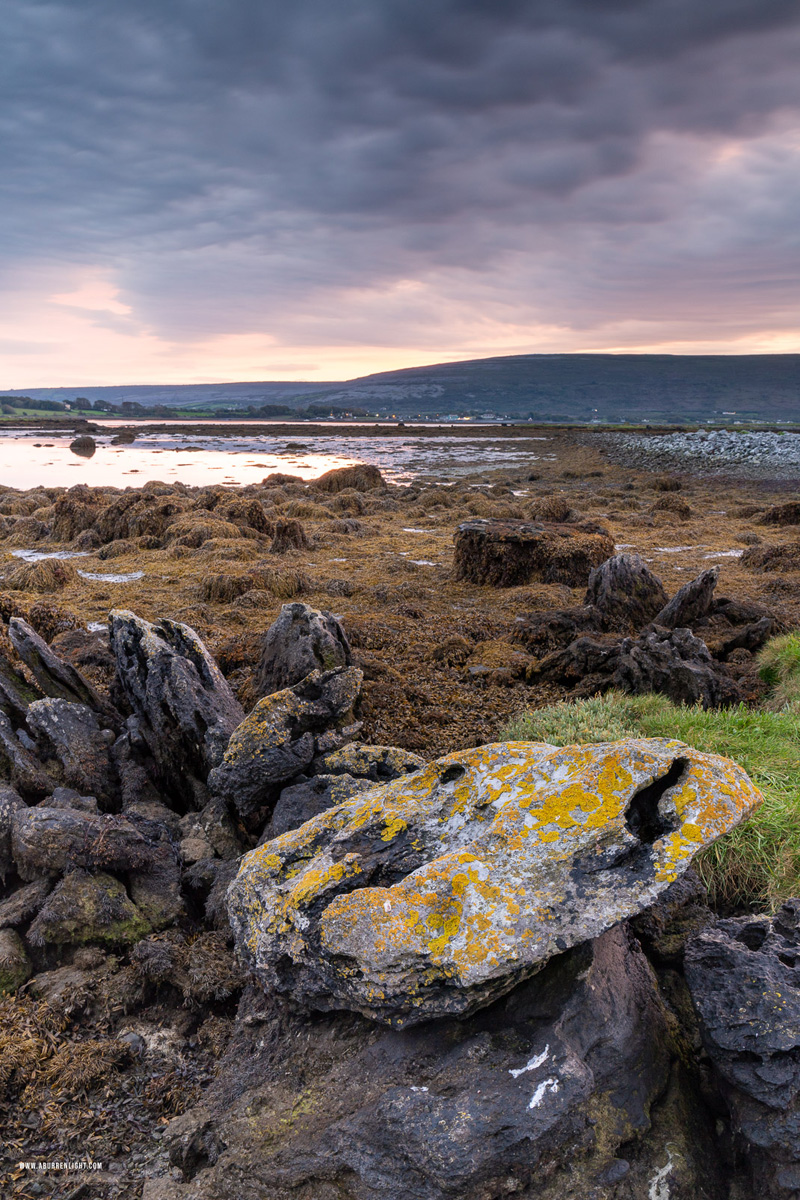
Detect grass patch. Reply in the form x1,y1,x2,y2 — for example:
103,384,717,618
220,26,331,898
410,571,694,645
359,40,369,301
502,692,800,911
758,632,800,708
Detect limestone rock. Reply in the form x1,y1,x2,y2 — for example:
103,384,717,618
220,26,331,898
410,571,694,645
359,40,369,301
0,783,24,880
453,519,614,587
228,738,760,1027
25,698,117,806
159,924,718,1200
685,902,800,1199
584,553,668,632
0,878,52,928
314,743,426,782
109,610,244,807
651,567,719,630
27,870,150,947
0,927,31,991
256,602,352,696
11,805,172,881
264,773,376,840
209,667,363,820
0,710,54,800
8,617,115,721
613,627,740,708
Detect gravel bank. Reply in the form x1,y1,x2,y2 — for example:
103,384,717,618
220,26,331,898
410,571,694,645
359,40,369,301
599,429,800,479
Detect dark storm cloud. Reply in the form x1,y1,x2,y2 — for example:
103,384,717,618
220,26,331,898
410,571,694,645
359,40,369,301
2,0,800,347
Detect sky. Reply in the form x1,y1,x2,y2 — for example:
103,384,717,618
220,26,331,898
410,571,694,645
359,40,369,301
2,0,800,386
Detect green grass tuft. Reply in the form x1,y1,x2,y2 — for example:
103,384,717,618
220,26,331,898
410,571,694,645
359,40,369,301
502,692,800,911
757,633,800,708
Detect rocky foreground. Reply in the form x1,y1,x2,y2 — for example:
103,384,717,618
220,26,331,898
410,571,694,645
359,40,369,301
0,456,799,1198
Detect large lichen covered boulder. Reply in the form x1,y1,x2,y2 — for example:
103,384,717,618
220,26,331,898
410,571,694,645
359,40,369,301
228,738,761,1027
109,610,244,806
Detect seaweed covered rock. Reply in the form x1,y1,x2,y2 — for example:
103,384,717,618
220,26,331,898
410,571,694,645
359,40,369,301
27,870,150,948
758,502,800,527
584,553,668,632
228,738,760,1028
685,902,800,1199
453,519,614,587
208,667,363,820
109,610,244,807
0,927,31,991
314,463,385,493
255,602,352,696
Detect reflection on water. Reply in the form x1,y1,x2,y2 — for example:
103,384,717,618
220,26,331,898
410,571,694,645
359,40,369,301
0,427,550,489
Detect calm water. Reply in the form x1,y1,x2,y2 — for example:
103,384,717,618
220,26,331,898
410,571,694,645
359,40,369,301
0,426,552,489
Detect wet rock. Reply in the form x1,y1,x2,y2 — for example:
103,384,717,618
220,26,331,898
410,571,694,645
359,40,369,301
0,710,54,800
0,783,24,880
69,435,96,458
758,501,800,527
109,610,244,807
584,553,668,632
0,651,42,723
27,869,150,947
160,924,684,1200
314,743,426,782
0,877,52,928
453,519,614,587
255,602,352,696
685,902,800,1199
25,698,117,806
614,627,741,708
0,927,31,990
314,463,385,493
8,617,116,722
264,773,376,840
209,667,363,820
651,567,719,630
228,738,760,1027
11,805,172,881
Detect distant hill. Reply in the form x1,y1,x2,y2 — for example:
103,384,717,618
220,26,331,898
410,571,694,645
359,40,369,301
11,353,800,423
291,353,800,423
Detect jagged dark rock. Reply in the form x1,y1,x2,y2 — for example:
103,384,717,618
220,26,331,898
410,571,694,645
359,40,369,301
0,782,24,881
25,698,117,807
651,567,719,630
584,553,669,632
255,601,352,696
8,617,119,725
208,666,362,821
685,902,800,1199
263,772,375,840
614,627,741,708
154,925,730,1200
0,651,42,723
109,610,244,808
0,710,54,800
